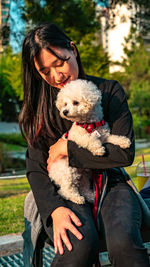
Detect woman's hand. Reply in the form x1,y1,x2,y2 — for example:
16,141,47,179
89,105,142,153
51,207,83,255
47,138,68,172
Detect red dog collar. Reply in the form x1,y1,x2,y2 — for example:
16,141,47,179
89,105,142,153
76,120,105,133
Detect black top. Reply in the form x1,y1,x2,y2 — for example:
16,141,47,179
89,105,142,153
26,76,135,230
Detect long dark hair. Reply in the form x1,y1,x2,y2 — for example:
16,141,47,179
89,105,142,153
19,22,85,147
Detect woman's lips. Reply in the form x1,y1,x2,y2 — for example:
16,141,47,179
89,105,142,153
60,77,70,86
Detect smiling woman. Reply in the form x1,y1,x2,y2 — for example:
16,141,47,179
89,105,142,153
19,23,85,147
34,45,79,89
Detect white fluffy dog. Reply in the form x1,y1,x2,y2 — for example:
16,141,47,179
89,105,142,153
49,79,131,204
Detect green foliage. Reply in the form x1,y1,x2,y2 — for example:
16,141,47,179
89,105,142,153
123,39,150,120
78,33,110,78
0,47,23,101
0,47,23,121
23,0,99,43
129,80,150,115
111,29,150,138
0,134,27,147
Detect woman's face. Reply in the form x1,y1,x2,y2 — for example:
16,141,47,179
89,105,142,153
34,42,79,89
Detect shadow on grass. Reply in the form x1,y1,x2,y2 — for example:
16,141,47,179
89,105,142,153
0,190,30,198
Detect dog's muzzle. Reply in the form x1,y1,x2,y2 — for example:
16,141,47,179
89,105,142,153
63,109,69,116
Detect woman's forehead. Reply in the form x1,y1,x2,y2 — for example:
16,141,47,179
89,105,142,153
34,47,69,70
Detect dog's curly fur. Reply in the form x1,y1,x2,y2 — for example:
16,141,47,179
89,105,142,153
49,79,131,204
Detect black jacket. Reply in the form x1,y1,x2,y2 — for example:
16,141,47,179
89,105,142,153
26,76,135,233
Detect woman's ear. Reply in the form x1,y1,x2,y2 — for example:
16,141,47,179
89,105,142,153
70,41,77,57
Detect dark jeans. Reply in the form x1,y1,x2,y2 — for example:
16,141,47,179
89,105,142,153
43,182,150,267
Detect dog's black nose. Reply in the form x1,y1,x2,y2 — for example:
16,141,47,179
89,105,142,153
63,109,69,116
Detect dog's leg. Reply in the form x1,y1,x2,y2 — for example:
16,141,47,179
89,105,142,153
58,184,85,205
49,159,85,204
69,124,105,156
66,168,86,204
106,134,131,149
58,168,85,204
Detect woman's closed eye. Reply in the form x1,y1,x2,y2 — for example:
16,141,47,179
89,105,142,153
41,57,71,76
42,63,64,76
43,70,50,76
55,57,70,68
55,60,65,67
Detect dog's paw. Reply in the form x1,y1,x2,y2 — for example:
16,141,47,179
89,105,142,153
119,137,131,149
93,146,105,156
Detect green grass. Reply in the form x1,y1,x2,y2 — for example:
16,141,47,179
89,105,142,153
0,145,150,236
0,178,30,198
0,178,30,235
0,194,27,235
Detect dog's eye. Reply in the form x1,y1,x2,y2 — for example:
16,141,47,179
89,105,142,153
64,103,67,106
73,101,79,106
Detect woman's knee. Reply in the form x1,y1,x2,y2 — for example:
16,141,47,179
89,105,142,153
107,227,143,261
107,231,131,258
107,230,150,267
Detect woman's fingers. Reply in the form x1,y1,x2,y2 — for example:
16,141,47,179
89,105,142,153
54,229,72,255
61,230,72,252
54,235,58,254
67,223,83,240
56,233,64,255
70,211,82,227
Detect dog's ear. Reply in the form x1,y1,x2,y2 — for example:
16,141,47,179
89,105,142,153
82,81,102,106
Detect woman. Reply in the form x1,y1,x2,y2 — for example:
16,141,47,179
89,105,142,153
20,22,150,267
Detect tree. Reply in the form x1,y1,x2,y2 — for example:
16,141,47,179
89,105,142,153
78,33,110,78
111,30,150,137
0,47,23,121
3,0,150,54
22,0,99,43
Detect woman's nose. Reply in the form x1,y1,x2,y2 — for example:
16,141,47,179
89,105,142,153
52,68,63,82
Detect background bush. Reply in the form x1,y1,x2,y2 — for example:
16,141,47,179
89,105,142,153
0,134,27,147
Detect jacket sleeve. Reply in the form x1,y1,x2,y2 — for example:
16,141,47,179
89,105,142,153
68,80,135,170
26,146,67,228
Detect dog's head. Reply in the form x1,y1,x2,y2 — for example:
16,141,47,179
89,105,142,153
56,79,102,122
